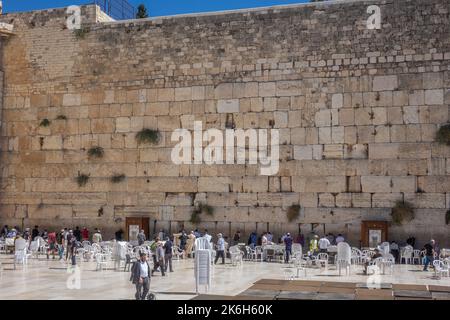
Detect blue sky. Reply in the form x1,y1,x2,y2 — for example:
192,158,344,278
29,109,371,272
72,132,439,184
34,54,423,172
4,0,309,17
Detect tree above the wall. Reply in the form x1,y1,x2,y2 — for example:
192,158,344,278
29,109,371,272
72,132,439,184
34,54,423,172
136,4,149,19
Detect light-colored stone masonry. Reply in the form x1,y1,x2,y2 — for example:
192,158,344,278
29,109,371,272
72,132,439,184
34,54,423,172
0,0,449,246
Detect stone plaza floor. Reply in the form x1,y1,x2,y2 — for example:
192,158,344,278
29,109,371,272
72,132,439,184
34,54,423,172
0,254,449,300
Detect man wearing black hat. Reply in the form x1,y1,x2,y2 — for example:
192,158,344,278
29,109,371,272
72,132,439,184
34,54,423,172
130,252,152,300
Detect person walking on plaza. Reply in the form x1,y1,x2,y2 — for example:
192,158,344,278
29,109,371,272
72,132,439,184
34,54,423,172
137,229,146,246
214,233,226,265
390,241,400,263
185,231,196,258
319,235,331,253
284,233,293,263
81,227,89,241
31,225,40,240
335,234,345,244
152,241,165,276
309,235,319,255
92,229,102,244
130,252,151,300
179,230,187,252
66,230,75,260
73,226,81,242
47,231,57,259
233,230,241,246
115,228,124,241
248,231,257,249
423,239,435,272
56,229,65,260
163,236,174,273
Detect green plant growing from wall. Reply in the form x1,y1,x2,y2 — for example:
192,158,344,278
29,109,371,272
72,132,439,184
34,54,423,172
73,27,90,39
436,124,450,146
391,200,415,225
136,128,160,145
87,146,104,159
196,202,214,216
286,204,301,222
111,174,126,183
39,119,50,127
76,172,90,187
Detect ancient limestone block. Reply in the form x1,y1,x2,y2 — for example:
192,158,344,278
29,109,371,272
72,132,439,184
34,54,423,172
175,87,192,101
217,99,239,113
197,177,230,192
259,82,276,97
237,193,258,206
372,193,402,208
62,93,81,106
339,109,354,126
425,89,444,105
404,193,446,209
319,193,335,207
242,176,268,193
268,176,281,192
398,74,423,90
292,176,346,193
344,143,368,159
299,193,318,208
215,83,233,99
352,193,371,208
312,145,323,160
319,127,332,144
323,144,344,159
157,88,174,102
115,117,130,133
331,127,344,144
274,111,288,128
315,109,332,127
276,80,302,96
332,93,343,109
373,75,398,91
335,193,352,207
361,176,391,192
392,91,409,106
288,110,302,127
294,145,312,160
390,125,406,142
403,106,419,124
423,72,443,89
409,90,424,105
354,108,372,126
391,176,416,192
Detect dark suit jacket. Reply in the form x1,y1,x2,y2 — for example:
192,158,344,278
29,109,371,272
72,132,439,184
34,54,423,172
130,260,151,284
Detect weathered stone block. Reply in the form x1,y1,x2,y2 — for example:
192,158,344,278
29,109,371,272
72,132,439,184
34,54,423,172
373,75,398,91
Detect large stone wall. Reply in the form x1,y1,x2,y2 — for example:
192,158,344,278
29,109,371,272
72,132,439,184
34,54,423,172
0,0,449,246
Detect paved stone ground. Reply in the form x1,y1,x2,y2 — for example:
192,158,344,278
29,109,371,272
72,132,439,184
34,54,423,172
0,254,449,300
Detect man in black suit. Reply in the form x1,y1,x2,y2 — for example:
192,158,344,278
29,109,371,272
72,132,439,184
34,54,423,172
130,252,152,300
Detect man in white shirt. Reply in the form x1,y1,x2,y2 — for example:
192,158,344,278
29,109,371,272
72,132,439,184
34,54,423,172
319,235,331,253
204,229,212,243
335,234,345,244
214,233,226,264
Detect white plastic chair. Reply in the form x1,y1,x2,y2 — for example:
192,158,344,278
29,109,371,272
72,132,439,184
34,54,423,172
433,260,449,279
229,246,244,266
14,239,31,269
316,253,329,269
336,242,351,276
412,250,422,265
400,246,413,264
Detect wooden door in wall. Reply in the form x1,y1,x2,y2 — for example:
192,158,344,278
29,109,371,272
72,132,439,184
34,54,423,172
361,221,388,248
125,217,150,241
